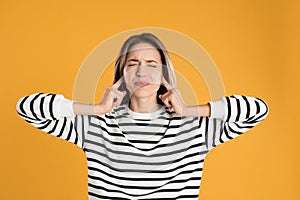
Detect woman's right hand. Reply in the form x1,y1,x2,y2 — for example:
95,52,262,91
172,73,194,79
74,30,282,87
96,77,127,114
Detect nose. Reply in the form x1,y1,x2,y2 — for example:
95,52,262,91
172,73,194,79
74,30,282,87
136,64,147,76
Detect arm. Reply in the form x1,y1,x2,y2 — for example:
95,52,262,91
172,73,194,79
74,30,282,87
72,102,111,116
16,78,126,148
202,94,269,150
183,104,211,117
16,93,90,149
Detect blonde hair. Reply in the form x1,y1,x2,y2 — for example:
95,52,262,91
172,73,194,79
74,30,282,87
113,33,176,105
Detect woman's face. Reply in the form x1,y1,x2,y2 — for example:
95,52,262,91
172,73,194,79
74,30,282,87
123,42,163,99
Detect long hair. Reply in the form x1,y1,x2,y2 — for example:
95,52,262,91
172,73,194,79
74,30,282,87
113,33,176,105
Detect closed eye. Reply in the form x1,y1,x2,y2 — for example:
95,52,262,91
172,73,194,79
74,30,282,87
147,64,157,68
128,63,137,66
127,64,157,68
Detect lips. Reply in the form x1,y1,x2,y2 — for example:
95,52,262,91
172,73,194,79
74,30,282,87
135,81,150,87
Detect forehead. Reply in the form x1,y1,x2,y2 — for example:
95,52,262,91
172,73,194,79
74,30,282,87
127,42,161,61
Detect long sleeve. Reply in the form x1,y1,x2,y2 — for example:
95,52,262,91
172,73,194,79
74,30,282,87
201,94,269,150
16,92,90,149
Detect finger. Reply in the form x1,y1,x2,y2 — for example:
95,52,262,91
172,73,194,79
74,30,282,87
159,94,172,108
160,92,182,113
112,76,124,89
103,88,114,100
112,102,119,108
161,76,173,90
122,91,127,98
162,99,172,109
113,90,125,106
170,98,182,114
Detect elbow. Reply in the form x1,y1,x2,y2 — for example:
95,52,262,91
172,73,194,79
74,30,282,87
257,97,269,121
16,96,27,116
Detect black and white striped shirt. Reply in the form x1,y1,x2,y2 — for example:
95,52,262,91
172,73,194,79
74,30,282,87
16,93,269,199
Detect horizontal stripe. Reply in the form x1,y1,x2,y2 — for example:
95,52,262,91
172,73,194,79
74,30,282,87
85,125,202,152
88,180,201,198
85,140,206,160
88,164,202,182
85,142,206,167
87,155,204,173
88,168,202,190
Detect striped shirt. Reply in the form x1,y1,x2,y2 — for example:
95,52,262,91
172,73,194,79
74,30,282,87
16,93,269,199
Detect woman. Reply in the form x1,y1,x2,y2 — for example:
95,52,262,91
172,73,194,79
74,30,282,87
16,33,269,199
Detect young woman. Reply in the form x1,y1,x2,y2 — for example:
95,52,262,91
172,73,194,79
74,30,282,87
16,33,269,200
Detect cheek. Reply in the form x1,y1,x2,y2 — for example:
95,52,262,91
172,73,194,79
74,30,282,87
123,69,135,91
148,69,163,84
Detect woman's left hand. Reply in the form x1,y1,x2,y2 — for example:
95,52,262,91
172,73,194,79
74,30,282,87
158,77,187,115
159,77,211,117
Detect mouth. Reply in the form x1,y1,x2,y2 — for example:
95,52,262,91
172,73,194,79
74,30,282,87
135,81,150,87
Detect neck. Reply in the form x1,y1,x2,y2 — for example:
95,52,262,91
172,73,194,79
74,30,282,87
129,95,161,113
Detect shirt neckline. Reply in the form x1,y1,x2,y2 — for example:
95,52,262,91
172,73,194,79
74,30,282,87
111,104,174,152
125,104,165,120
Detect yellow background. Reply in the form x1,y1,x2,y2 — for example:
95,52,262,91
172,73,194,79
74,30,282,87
1,0,299,199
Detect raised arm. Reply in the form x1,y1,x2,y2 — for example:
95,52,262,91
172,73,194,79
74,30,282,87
16,78,126,148
16,93,90,149
203,94,269,150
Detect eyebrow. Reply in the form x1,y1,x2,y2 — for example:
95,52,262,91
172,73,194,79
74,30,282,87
127,58,158,63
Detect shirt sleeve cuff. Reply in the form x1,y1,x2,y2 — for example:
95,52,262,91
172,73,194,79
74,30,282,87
208,96,227,120
56,95,77,119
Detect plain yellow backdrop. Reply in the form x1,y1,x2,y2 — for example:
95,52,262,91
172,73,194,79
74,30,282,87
1,0,299,199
